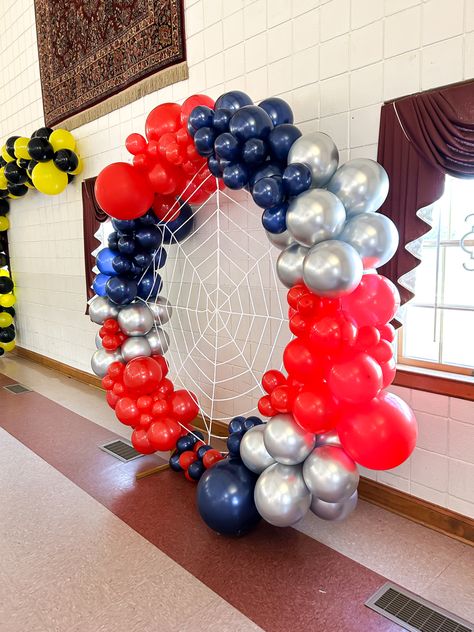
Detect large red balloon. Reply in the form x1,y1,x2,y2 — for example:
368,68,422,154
147,417,181,451
170,390,199,423
293,386,338,434
342,274,400,327
123,357,163,395
146,103,182,141
328,352,382,404
95,163,154,220
115,397,140,426
309,315,357,353
337,391,417,470
283,339,321,383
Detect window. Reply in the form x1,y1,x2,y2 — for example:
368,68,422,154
398,176,474,378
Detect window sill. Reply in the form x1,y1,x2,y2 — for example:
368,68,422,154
394,365,474,401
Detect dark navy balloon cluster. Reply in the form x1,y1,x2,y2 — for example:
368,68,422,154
169,430,225,482
226,414,264,455
188,90,312,236
93,201,194,305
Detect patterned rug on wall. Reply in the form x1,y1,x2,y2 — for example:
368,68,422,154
34,0,187,130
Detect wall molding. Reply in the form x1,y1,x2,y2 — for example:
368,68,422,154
12,346,474,545
393,368,474,402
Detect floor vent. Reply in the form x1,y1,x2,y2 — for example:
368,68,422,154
3,383,32,394
99,440,144,462
366,583,472,632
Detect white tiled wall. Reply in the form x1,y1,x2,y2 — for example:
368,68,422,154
0,0,473,516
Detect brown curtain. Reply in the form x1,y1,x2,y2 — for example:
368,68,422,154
377,79,474,306
81,177,107,310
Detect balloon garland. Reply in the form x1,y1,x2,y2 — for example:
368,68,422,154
0,127,83,353
90,89,418,537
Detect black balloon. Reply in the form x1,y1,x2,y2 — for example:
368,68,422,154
0,157,6,168
27,137,54,162
0,327,15,343
117,235,136,255
3,306,15,317
67,174,75,183
17,158,30,170
27,159,37,175
0,348,4,356
0,254,7,267
7,183,28,197
5,136,19,159
32,127,53,140
0,199,9,214
0,277,14,294
53,149,79,173
4,162,27,184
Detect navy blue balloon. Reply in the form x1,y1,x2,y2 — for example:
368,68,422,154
188,460,205,481
229,416,245,434
244,416,264,431
215,91,253,114
227,431,244,455
229,105,274,141
118,235,136,255
187,119,196,138
137,271,162,300
207,155,223,177
259,97,294,125
194,127,217,157
96,248,117,275
223,163,249,190
169,452,183,472
135,225,162,251
177,435,195,453
268,124,302,162
153,247,167,268
191,430,205,442
214,132,241,161
112,255,133,275
112,218,137,233
252,177,284,209
108,231,119,251
92,273,109,296
133,251,152,269
262,202,288,234
197,444,212,459
213,108,233,133
197,457,261,536
282,162,312,196
248,162,283,188
241,138,267,166
137,210,158,226
105,276,137,305
161,202,194,244
189,105,215,131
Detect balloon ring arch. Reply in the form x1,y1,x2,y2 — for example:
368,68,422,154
90,90,418,537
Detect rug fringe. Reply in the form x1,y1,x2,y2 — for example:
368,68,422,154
56,62,189,131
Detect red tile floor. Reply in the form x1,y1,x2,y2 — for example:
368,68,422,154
0,357,472,632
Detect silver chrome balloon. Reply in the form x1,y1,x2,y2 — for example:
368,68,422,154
254,462,311,527
340,212,399,269
310,491,358,521
148,297,173,326
302,445,359,503
276,243,309,288
288,132,339,188
264,413,315,465
121,336,152,362
146,327,170,355
265,229,295,250
89,296,119,325
316,429,342,448
286,189,346,248
302,239,363,297
91,348,123,377
240,425,276,474
327,158,389,216
95,332,103,349
118,303,154,337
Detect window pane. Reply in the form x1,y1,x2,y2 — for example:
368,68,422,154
441,309,474,369
446,176,474,241
403,306,440,363
443,247,474,308
412,246,438,304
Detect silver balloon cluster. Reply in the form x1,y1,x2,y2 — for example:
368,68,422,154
89,295,172,376
241,414,359,526
272,137,398,298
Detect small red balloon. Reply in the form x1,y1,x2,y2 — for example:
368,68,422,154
106,390,120,409
125,133,147,156
157,377,174,398
179,450,197,470
151,399,170,417
287,284,308,309
293,387,338,434
328,352,383,404
378,323,396,342
103,318,119,333
139,413,154,430
102,375,115,390
258,395,276,417
108,362,124,380
146,103,182,140
147,417,181,451
261,370,286,394
131,428,156,454
137,395,153,412
270,385,295,413
115,397,140,426
203,449,223,469
152,354,169,378
170,390,199,423
283,339,321,383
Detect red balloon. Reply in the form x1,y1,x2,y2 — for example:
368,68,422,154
148,161,182,196
103,318,119,333
115,397,140,426
131,429,156,454
125,133,147,156
309,315,357,353
338,391,417,470
95,163,154,220
378,323,396,342
380,357,396,388
157,377,174,398
133,153,153,171
193,440,205,453
179,450,197,470
283,339,321,383
372,340,393,364
270,385,295,413
106,390,120,409
147,417,181,451
297,294,320,317
152,354,169,377
180,94,215,126
146,103,182,141
258,395,276,417
152,195,180,222
123,357,163,395
151,399,170,417
101,375,114,390
113,382,127,396
342,274,400,327
355,325,380,351
262,370,286,394
170,390,199,423
328,352,383,404
289,313,308,338
139,413,154,429
203,449,223,469
293,387,338,434
287,284,308,309
137,395,153,411
108,361,124,380
102,335,118,350
158,132,177,157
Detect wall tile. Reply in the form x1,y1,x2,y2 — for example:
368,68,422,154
350,21,383,69
410,482,447,507
243,1,267,38
421,36,464,90
416,412,448,454
320,74,350,116
412,390,450,416
292,46,319,88
422,0,464,46
411,449,449,491
245,33,268,72
266,0,290,28
223,11,244,49
449,421,474,464
292,8,320,53
449,397,474,424
350,0,383,29
320,0,350,42
383,51,421,101
449,459,474,503
320,34,349,79
385,6,421,58
268,22,292,64
350,62,383,109
349,103,381,147
465,32,474,79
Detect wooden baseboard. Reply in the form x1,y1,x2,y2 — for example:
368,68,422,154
10,346,474,544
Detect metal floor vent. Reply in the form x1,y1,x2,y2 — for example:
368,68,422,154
99,440,145,462
366,583,472,632
3,383,32,394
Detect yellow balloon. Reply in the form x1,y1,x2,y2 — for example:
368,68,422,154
49,129,76,152
25,179,35,189
0,270,10,277
0,340,16,352
69,156,83,175
8,193,21,199
0,168,7,189
0,312,13,327
32,162,68,196
0,217,9,231
0,294,15,308
1,145,14,163
13,137,31,160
